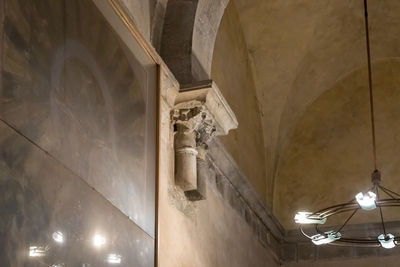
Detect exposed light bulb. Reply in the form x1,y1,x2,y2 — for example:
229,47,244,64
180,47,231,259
52,231,64,243
93,234,106,247
378,233,396,249
311,230,341,245
294,211,327,224
355,191,376,210
107,253,122,264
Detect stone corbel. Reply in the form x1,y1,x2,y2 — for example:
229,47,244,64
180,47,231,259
171,80,238,201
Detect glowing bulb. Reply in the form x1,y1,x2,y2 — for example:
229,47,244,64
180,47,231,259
107,253,122,264
93,234,106,247
378,233,396,249
29,246,47,257
311,230,341,245
52,231,64,243
356,191,376,210
294,211,327,224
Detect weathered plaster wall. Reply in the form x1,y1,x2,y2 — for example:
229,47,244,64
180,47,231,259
158,70,278,267
275,60,400,229
211,1,267,204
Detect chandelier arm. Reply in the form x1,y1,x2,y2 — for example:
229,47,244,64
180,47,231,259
376,199,400,207
301,225,382,247
331,239,380,247
300,225,313,239
323,207,361,218
311,198,357,217
376,187,387,235
378,185,397,199
378,185,400,198
308,200,400,220
328,242,379,247
302,226,384,245
315,222,323,235
313,202,357,217
317,204,359,218
336,208,359,233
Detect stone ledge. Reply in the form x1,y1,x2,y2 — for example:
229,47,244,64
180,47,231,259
207,138,285,240
206,138,285,262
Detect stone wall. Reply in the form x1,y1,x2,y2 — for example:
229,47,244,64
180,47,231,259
157,69,280,267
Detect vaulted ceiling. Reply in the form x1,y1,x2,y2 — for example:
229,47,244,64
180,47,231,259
230,0,400,229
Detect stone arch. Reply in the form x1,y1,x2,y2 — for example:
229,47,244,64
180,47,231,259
159,0,230,86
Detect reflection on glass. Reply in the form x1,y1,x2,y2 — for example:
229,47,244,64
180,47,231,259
51,264,65,267
93,233,106,247
52,231,64,243
29,246,47,257
107,253,122,264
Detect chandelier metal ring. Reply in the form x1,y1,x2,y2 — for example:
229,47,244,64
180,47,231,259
296,170,400,248
299,198,400,247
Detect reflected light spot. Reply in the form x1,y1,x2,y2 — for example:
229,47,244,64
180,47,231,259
107,253,122,264
29,246,47,257
93,234,106,247
52,231,64,243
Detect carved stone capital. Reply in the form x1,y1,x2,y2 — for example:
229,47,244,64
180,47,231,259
171,80,238,200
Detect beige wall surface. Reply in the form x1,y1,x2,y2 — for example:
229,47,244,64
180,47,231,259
157,74,277,267
211,1,267,205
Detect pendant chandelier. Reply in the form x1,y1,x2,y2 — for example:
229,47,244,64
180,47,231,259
294,0,400,249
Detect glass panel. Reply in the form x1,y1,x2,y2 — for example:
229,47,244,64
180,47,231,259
0,123,154,266
0,0,156,239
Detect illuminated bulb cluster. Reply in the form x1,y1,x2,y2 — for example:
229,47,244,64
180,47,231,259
311,231,341,245
294,212,326,224
355,191,376,210
378,234,396,249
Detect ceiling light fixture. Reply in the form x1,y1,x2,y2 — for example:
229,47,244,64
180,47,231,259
294,0,400,249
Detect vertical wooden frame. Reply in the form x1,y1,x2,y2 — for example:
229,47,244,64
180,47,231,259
92,1,161,266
